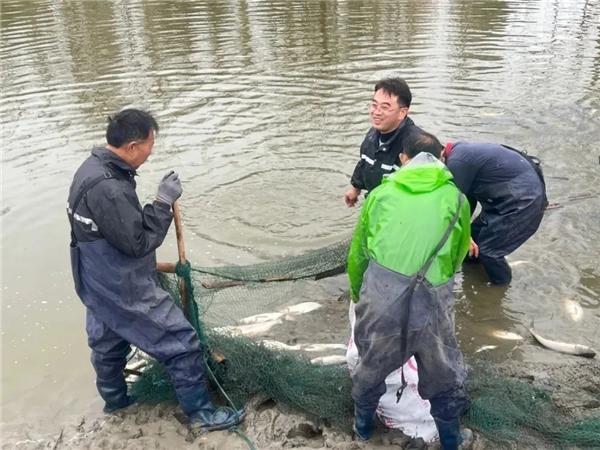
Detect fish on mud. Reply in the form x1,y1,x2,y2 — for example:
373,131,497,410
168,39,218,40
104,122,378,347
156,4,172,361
562,298,583,322
474,345,498,353
302,343,348,352
125,359,148,372
214,319,282,337
260,340,300,351
508,260,529,267
310,355,347,365
238,312,284,324
491,330,524,341
528,323,596,358
283,302,322,315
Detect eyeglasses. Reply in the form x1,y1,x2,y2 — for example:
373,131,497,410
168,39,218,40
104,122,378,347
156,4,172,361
368,101,407,114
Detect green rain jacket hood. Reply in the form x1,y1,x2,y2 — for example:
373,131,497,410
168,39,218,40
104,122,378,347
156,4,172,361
347,153,471,301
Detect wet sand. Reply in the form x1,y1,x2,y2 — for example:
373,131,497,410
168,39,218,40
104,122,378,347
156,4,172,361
3,276,599,450
2,351,598,450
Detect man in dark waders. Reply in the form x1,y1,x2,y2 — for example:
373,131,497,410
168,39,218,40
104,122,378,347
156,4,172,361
67,109,243,430
443,142,547,285
347,132,472,449
344,77,426,207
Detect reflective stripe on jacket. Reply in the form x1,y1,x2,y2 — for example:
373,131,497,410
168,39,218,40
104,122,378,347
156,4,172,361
350,117,423,193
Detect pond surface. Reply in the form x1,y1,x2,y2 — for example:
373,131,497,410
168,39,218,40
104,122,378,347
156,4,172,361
1,0,599,429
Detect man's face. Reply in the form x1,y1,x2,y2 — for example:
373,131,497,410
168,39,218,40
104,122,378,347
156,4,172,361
369,89,408,133
128,130,155,169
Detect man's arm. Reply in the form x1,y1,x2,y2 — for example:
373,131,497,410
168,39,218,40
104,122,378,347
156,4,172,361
87,181,173,258
347,202,370,301
345,160,365,207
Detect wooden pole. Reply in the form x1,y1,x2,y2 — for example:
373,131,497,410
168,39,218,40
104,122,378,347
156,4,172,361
172,200,189,318
170,202,226,365
156,261,176,273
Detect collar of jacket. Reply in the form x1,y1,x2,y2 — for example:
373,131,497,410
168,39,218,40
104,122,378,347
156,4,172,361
443,142,454,159
375,116,413,145
91,147,137,178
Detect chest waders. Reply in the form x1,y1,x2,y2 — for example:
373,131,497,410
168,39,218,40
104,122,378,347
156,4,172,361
67,167,245,429
67,170,113,294
352,193,468,448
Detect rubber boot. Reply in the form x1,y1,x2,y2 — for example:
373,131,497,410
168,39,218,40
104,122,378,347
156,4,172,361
434,417,462,450
97,373,133,413
177,384,244,432
353,405,376,441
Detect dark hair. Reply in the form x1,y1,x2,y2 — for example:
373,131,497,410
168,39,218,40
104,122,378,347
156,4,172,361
374,78,412,108
106,109,159,147
402,131,443,159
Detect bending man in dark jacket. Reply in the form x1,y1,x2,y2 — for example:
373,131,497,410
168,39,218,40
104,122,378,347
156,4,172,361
344,77,425,206
443,142,547,285
67,109,243,431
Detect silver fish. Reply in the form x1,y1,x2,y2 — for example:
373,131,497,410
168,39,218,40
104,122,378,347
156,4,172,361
283,302,322,315
508,260,529,267
214,319,282,337
260,340,300,351
529,323,596,358
474,345,498,353
310,355,347,365
562,299,583,322
491,330,524,341
302,343,347,352
238,312,284,324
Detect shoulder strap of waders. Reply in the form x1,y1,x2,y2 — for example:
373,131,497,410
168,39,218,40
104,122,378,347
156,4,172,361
396,191,465,404
416,192,465,281
68,169,113,246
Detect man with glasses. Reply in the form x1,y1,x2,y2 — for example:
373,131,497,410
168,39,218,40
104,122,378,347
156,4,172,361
344,77,425,207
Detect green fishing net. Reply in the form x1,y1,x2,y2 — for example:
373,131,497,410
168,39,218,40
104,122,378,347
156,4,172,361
131,240,600,448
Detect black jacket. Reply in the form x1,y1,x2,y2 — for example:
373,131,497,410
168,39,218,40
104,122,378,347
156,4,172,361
350,117,422,193
67,147,172,258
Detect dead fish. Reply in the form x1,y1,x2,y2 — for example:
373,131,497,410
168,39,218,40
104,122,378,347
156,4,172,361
508,260,529,267
125,360,147,372
474,345,498,353
302,343,348,352
562,299,583,322
491,330,524,341
214,319,282,337
261,340,300,351
310,355,347,365
283,302,322,315
528,323,596,358
238,312,283,325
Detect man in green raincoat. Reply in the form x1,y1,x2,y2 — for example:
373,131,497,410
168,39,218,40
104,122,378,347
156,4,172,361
347,131,472,450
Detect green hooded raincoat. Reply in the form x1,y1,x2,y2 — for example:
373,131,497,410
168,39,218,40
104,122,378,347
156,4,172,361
347,156,471,301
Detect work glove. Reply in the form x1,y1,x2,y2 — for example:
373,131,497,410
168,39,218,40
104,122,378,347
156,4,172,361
156,170,182,205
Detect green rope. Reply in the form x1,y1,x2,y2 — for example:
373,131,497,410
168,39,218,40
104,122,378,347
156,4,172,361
230,426,257,450
175,260,204,344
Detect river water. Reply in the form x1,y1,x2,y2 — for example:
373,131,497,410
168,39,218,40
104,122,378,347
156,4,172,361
1,0,599,432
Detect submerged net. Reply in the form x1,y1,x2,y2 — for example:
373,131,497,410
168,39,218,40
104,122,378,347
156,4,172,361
131,239,600,448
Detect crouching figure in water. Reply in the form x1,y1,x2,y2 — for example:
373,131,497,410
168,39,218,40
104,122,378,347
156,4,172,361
347,131,472,449
67,109,244,431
